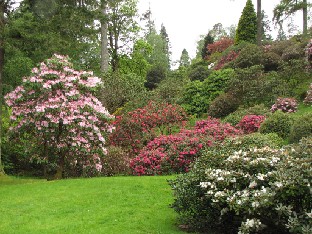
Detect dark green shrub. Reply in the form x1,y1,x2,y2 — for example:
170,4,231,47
207,92,240,118
262,52,281,72
232,43,264,69
223,104,270,126
259,110,294,139
145,64,167,90
289,113,312,143
187,61,210,81
281,43,305,61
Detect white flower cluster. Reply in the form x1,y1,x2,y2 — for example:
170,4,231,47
238,218,262,234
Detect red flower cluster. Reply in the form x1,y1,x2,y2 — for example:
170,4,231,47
271,97,298,113
214,50,240,70
207,37,234,55
130,117,242,175
236,115,266,134
109,101,188,155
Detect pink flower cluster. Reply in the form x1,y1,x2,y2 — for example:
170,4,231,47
236,115,266,134
130,117,242,175
271,97,298,113
110,101,188,155
5,54,114,171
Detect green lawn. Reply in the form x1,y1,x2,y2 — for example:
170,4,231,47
0,175,193,234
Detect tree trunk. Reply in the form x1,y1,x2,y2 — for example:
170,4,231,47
54,153,64,180
256,0,262,45
0,1,5,175
100,0,109,73
302,0,307,34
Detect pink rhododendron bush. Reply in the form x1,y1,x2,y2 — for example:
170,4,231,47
109,101,188,155
130,117,242,175
5,54,114,179
236,115,266,134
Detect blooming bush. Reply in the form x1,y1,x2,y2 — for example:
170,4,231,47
236,115,265,134
109,101,188,155
5,54,114,179
306,39,312,69
170,136,312,234
271,97,298,113
304,83,312,105
207,37,234,55
214,50,240,70
130,117,241,175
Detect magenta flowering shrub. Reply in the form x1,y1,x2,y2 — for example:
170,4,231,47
236,115,266,134
271,97,298,113
130,117,242,175
109,101,188,155
5,54,114,179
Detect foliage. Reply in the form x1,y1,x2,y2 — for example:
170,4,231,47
304,83,312,104
145,64,167,90
262,51,281,72
201,33,214,59
169,133,287,233
101,146,131,176
207,92,240,118
130,117,241,175
281,43,305,61
306,39,312,69
99,71,147,113
232,43,264,69
271,97,298,113
187,60,210,81
236,115,266,134
4,54,114,179
289,113,312,143
109,101,188,155
214,50,240,70
223,104,270,126
179,48,191,68
207,37,234,56
235,0,257,44
260,110,294,139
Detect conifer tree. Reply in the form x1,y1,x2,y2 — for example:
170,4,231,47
201,33,214,60
235,0,257,44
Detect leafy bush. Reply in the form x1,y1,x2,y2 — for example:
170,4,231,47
130,117,241,175
223,104,270,126
207,92,240,118
169,133,288,233
109,101,188,155
207,37,234,55
304,83,312,105
232,43,264,69
259,110,293,139
262,52,281,72
187,61,210,82
271,97,298,113
101,146,131,176
214,50,240,70
281,43,305,61
236,115,265,134
145,65,167,90
289,113,312,143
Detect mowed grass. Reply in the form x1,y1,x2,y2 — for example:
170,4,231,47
0,175,193,234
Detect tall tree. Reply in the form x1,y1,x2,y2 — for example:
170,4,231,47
160,23,171,69
274,0,310,34
179,49,190,68
100,0,109,73
106,0,139,72
201,32,214,60
256,0,262,45
235,0,257,44
0,0,5,175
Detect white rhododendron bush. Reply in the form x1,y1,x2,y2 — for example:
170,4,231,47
5,54,114,178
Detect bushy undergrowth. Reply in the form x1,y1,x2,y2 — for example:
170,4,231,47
130,117,241,175
289,113,312,143
170,136,311,234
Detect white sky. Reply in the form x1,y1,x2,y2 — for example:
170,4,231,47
137,0,306,62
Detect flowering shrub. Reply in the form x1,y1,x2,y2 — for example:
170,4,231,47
170,136,312,234
306,39,312,69
109,101,188,155
214,50,240,70
271,97,298,113
130,117,241,175
236,115,265,134
5,54,114,179
207,37,234,55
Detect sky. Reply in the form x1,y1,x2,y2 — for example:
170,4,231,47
137,0,305,63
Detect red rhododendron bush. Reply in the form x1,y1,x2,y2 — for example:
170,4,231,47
109,101,188,155
237,115,266,134
130,117,242,175
5,54,114,179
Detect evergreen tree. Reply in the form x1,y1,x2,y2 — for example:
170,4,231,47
235,0,257,44
160,23,171,69
201,33,214,60
179,49,190,68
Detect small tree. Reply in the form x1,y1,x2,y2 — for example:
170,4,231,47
179,49,191,68
5,54,114,179
235,0,257,44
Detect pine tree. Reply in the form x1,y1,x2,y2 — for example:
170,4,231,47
235,0,257,44
201,33,214,60
179,49,190,68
